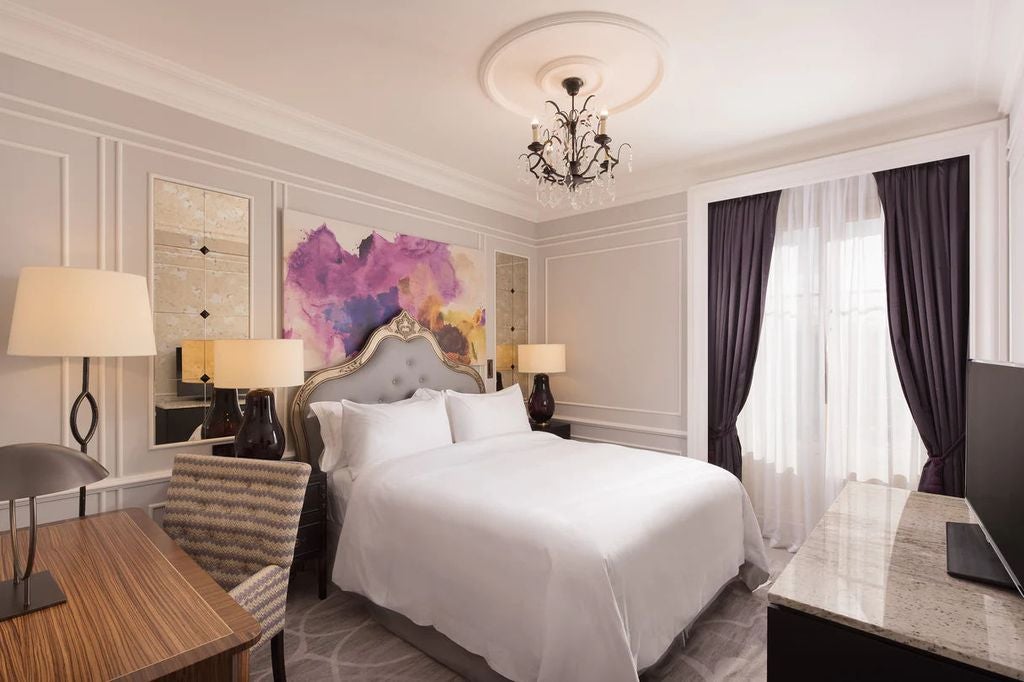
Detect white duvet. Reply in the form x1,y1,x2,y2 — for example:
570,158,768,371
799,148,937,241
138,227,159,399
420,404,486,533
334,432,769,682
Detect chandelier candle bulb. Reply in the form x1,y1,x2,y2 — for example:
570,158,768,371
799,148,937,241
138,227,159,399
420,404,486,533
598,109,609,135
531,117,541,142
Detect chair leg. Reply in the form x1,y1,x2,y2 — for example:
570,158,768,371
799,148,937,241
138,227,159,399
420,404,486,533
271,631,286,682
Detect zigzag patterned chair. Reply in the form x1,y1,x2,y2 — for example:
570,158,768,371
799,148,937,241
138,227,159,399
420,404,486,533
163,453,311,682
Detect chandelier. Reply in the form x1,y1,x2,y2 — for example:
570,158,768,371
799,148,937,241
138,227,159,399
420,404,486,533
519,77,632,210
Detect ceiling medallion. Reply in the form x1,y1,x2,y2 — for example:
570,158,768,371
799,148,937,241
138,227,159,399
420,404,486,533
519,76,632,210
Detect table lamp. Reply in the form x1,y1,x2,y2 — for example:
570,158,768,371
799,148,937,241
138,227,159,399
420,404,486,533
0,443,108,621
213,339,304,459
180,339,243,442
517,344,566,425
7,267,156,516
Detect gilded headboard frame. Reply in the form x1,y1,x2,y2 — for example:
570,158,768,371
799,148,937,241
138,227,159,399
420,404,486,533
289,310,485,466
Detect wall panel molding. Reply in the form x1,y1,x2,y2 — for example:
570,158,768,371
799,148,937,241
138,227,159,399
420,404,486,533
572,434,682,456
542,231,685,451
0,97,537,248
557,415,685,438
544,237,683,416
0,137,73,449
537,211,686,246
0,470,171,531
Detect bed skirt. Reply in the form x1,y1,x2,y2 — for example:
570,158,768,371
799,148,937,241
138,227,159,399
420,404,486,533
346,564,764,682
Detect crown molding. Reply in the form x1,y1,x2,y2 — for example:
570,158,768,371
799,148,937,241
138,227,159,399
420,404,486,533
536,169,691,222
0,1,540,222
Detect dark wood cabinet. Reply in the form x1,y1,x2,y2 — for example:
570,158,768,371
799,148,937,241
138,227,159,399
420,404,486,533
293,469,328,599
154,404,205,444
768,604,1010,681
531,419,571,439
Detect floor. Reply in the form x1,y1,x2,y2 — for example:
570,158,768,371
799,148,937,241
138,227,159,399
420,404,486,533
251,548,792,682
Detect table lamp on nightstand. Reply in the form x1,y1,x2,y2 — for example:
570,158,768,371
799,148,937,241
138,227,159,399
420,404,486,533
517,344,566,426
213,339,304,460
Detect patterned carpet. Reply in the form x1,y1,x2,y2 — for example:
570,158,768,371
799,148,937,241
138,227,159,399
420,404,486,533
252,549,792,682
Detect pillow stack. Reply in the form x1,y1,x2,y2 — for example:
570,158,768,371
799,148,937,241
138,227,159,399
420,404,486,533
309,384,533,477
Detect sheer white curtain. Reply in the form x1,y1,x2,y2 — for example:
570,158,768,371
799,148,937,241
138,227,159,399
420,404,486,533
737,174,927,550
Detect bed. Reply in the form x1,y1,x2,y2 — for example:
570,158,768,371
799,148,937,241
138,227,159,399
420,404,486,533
290,311,770,682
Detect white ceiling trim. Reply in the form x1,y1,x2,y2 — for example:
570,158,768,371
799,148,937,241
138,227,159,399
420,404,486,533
0,0,540,221
478,11,669,117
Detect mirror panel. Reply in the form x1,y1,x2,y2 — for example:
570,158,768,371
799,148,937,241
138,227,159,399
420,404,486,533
495,252,529,396
152,178,251,446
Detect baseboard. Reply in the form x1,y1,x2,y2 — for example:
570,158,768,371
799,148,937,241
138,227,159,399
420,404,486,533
557,415,687,455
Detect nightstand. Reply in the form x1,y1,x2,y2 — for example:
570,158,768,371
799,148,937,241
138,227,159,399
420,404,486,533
294,468,328,599
531,418,571,439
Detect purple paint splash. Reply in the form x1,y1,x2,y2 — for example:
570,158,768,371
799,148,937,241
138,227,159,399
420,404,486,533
283,225,479,364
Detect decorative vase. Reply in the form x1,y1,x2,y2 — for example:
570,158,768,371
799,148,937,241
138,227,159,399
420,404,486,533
233,389,286,460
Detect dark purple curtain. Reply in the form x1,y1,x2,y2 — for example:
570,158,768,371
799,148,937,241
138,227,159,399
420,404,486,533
874,156,969,497
707,191,781,477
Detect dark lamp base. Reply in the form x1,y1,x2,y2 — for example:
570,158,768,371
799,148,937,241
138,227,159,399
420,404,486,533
201,385,243,441
0,571,66,622
527,373,556,425
233,388,287,460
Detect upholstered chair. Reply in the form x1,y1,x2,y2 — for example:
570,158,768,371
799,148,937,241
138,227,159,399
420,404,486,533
163,453,311,682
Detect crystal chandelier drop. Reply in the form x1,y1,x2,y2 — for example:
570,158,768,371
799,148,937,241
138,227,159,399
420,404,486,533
519,77,632,210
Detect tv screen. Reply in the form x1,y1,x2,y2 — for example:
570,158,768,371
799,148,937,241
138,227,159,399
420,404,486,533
966,359,1024,595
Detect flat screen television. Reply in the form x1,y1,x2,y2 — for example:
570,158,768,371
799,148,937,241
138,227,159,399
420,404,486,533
948,359,1024,597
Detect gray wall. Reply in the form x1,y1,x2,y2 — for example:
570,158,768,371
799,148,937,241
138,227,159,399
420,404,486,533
537,193,687,455
0,55,538,524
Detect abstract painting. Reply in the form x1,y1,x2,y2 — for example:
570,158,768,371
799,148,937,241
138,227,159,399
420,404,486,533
282,209,485,369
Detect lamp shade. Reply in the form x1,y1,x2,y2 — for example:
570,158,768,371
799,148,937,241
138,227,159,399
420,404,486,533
517,344,566,374
8,267,156,358
180,339,215,384
213,339,304,389
0,443,108,500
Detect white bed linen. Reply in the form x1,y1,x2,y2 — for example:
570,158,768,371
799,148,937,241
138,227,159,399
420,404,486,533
328,466,355,524
333,432,769,682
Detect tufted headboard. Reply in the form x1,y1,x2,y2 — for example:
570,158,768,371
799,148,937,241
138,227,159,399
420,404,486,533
289,310,485,466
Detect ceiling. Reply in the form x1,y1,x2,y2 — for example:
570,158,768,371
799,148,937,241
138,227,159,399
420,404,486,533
4,0,1023,220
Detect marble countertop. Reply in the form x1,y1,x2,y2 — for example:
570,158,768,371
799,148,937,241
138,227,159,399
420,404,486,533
768,481,1024,680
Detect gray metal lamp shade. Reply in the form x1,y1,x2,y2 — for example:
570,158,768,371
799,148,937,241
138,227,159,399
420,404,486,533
0,443,109,621
0,443,109,499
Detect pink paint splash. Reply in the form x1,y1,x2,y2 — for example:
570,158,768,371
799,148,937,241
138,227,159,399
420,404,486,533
283,225,479,365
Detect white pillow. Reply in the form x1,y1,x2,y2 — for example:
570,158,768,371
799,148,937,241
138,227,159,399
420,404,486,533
413,387,443,400
309,392,429,472
444,384,531,443
341,394,452,478
309,401,346,472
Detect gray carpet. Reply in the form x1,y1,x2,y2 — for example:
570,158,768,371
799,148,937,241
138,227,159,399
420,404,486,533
252,549,791,681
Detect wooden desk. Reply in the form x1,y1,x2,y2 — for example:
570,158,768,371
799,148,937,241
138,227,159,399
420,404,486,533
768,482,1024,680
0,508,261,681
